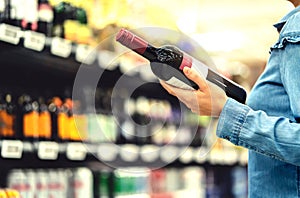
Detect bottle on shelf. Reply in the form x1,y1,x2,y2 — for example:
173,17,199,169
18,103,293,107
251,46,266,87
48,96,63,141
132,96,151,145
3,94,16,139
18,94,39,141
8,0,24,27
38,97,51,140
37,0,54,36
21,0,38,31
59,98,72,141
0,0,8,23
72,99,88,142
116,28,247,104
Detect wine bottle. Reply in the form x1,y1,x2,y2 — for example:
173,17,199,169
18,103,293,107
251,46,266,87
116,28,247,104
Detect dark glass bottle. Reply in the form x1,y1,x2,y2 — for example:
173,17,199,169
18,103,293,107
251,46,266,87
0,93,6,138
37,0,54,36
4,93,17,139
38,97,51,141
19,94,39,141
48,96,62,141
116,28,247,104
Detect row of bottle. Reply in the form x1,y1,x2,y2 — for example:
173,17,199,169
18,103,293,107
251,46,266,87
95,167,206,197
0,0,92,44
7,168,93,198
0,93,84,142
0,90,211,146
6,165,247,198
0,189,20,198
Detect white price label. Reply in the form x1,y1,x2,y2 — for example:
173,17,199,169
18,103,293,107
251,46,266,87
97,143,118,161
193,147,208,164
38,141,59,160
24,31,46,52
179,147,194,164
1,140,23,159
119,144,139,162
0,24,21,45
75,44,96,64
160,145,179,163
66,142,87,161
140,145,159,162
50,37,72,58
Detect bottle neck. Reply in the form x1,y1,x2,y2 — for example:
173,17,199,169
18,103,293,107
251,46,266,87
116,28,157,61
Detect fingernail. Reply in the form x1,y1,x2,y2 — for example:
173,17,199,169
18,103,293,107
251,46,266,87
183,67,190,75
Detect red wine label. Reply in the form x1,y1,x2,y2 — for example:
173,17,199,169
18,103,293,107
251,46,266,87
165,77,195,90
179,54,193,70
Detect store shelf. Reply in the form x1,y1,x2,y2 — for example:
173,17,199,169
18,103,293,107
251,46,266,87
0,26,167,99
0,140,247,168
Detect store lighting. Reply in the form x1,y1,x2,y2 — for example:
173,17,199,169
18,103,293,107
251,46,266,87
191,31,245,52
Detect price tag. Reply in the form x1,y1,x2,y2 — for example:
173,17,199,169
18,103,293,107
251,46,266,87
160,145,179,163
50,37,72,58
75,44,96,64
193,147,208,164
66,142,87,161
97,143,118,162
1,140,23,159
140,145,159,162
179,147,194,164
0,24,22,45
37,141,59,160
24,31,46,52
119,144,139,162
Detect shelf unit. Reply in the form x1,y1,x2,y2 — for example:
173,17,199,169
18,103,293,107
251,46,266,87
0,24,248,197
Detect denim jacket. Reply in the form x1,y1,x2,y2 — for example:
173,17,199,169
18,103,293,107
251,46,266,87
216,6,300,198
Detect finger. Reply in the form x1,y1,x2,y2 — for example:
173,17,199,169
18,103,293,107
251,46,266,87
183,67,209,91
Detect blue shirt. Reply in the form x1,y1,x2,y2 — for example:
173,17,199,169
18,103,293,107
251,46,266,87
216,6,300,198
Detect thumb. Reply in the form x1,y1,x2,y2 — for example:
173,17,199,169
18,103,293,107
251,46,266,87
183,67,208,91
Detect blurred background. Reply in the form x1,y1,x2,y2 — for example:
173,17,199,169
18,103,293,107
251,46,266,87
0,0,295,197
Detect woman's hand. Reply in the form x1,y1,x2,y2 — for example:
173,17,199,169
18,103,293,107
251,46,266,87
160,67,228,117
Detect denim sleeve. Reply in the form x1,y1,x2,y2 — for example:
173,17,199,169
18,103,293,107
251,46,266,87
217,98,300,166
281,43,300,120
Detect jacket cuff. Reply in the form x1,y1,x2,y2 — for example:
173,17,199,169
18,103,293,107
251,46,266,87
216,98,250,145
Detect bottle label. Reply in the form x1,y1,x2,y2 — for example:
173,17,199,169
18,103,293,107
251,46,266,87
73,114,88,141
0,110,5,136
165,77,195,90
180,54,209,77
58,113,68,140
23,111,39,138
4,113,15,137
69,115,80,141
39,112,51,138
165,54,210,90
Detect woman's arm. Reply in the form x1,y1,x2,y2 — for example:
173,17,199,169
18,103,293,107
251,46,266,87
161,66,300,166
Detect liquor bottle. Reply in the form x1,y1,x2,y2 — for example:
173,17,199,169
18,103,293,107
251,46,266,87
116,28,247,104
3,94,16,138
0,93,6,137
21,0,39,31
131,97,151,145
38,97,51,140
19,94,39,140
48,97,61,141
37,0,54,36
0,0,10,24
